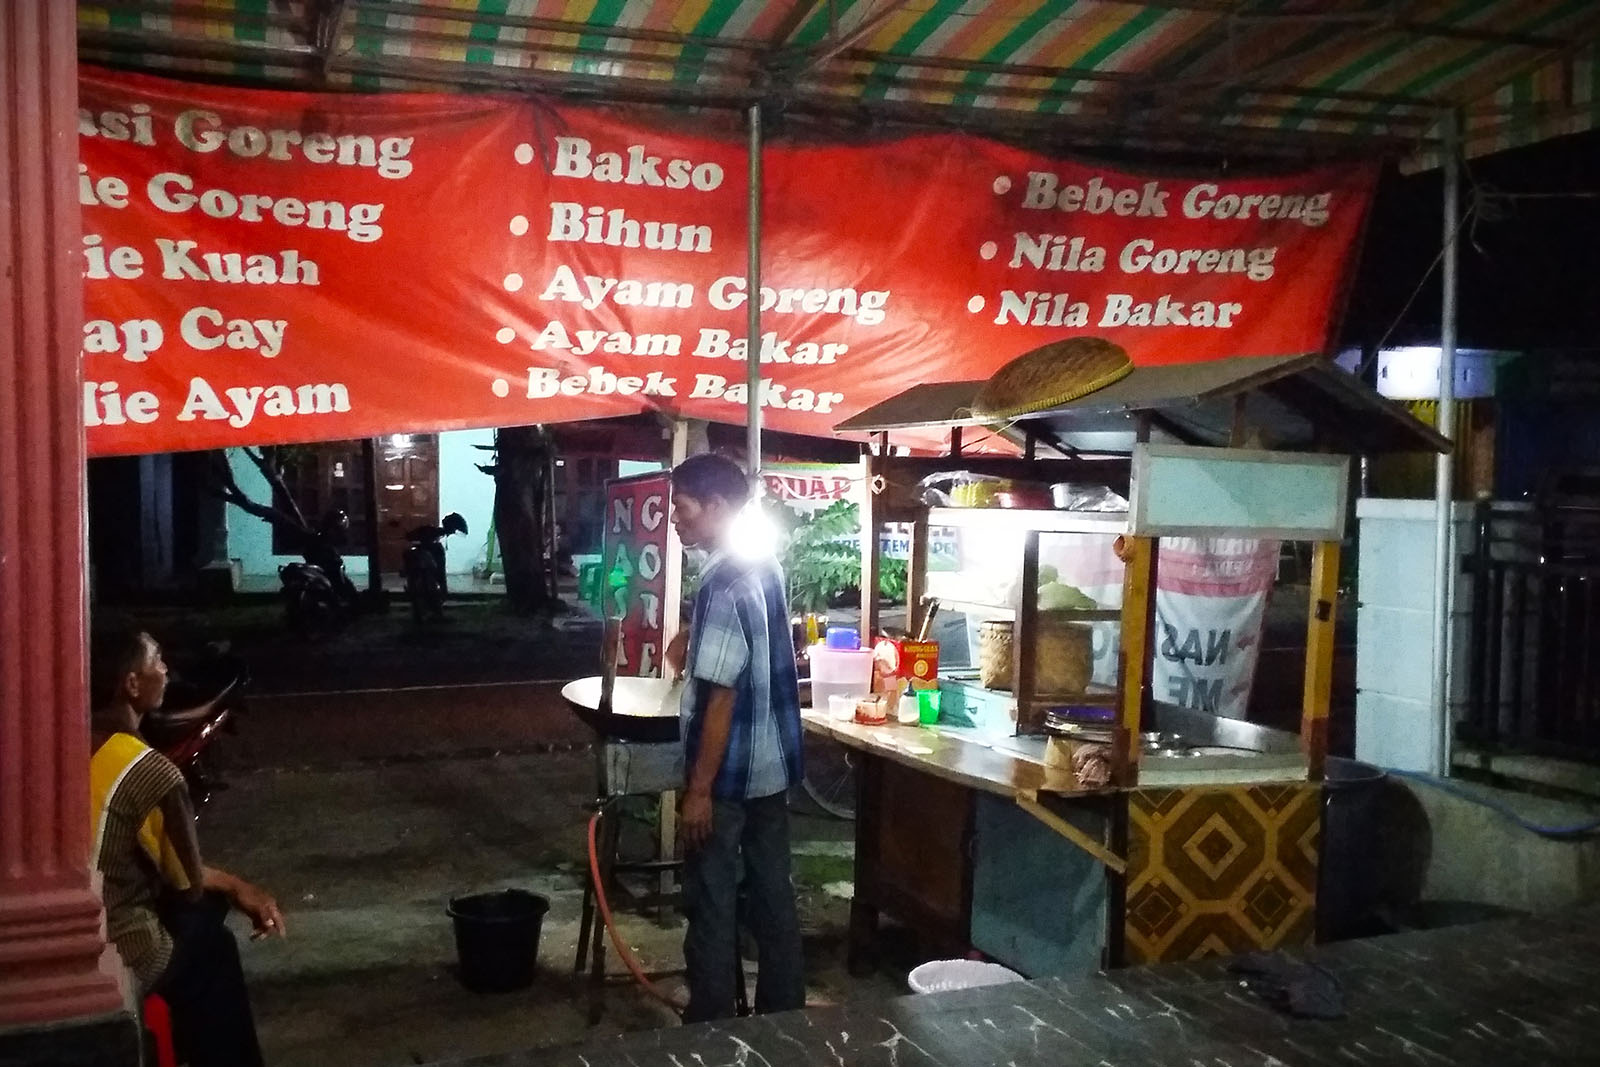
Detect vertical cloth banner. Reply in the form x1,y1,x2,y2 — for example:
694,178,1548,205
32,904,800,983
939,529,1279,717
78,66,1377,457
1052,536,1280,720
601,472,671,678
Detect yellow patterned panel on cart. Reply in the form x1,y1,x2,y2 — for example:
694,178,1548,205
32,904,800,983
1123,783,1320,965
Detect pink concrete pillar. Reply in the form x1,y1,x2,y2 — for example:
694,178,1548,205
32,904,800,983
0,0,127,1026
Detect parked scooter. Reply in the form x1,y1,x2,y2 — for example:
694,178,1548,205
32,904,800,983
279,509,359,636
139,643,250,812
403,512,468,622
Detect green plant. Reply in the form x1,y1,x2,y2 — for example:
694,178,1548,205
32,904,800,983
780,500,907,614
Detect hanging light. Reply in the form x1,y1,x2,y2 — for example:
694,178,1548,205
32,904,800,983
728,496,781,563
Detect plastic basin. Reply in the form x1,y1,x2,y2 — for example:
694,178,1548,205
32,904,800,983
907,959,1025,994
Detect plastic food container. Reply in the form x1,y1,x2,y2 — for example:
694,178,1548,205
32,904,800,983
993,487,1052,509
810,645,873,712
855,696,888,725
824,627,861,650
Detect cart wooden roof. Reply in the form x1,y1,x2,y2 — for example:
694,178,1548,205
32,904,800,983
834,352,1452,454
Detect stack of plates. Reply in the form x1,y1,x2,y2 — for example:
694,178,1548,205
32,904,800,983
1043,704,1116,744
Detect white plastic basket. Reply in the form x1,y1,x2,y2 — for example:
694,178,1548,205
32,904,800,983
906,959,1025,994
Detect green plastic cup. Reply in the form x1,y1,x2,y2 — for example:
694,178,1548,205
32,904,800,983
917,688,941,725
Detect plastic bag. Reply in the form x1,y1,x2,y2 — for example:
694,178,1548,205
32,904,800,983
1050,483,1129,512
917,471,1007,508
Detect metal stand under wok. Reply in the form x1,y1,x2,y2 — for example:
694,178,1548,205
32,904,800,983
563,621,747,1024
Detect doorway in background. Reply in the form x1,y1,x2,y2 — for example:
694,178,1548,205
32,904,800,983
376,433,440,574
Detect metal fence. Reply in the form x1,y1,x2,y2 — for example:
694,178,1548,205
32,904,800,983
1463,492,1600,761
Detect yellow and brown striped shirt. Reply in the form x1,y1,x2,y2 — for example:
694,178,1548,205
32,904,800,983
89,732,192,990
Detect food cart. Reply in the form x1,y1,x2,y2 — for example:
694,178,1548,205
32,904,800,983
807,352,1448,977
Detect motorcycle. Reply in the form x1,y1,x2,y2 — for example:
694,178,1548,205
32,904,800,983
279,509,359,636
140,643,250,812
403,512,467,622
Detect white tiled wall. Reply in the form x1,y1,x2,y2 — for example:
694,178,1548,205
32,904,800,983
1354,499,1477,773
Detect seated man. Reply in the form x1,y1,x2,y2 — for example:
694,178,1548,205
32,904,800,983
90,631,285,1067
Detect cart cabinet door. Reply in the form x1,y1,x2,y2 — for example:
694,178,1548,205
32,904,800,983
970,793,1108,978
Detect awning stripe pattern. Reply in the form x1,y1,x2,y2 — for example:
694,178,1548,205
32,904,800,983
76,0,1600,166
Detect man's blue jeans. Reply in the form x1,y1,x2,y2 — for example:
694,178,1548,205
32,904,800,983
682,790,805,1023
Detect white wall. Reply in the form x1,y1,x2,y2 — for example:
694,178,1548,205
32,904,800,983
1354,498,1476,774
224,448,368,580
438,429,498,576
227,428,500,579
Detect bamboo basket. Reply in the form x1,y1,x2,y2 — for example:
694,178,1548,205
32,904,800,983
977,620,1014,689
977,615,1093,694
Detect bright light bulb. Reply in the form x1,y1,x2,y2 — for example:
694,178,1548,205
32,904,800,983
728,499,781,562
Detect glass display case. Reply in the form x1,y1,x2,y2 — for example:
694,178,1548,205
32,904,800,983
923,507,1128,734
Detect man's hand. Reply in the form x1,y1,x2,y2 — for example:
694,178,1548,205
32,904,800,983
234,880,287,941
681,685,733,853
665,630,690,680
679,789,714,853
206,867,287,940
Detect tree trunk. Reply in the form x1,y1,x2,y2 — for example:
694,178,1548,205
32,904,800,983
493,426,553,613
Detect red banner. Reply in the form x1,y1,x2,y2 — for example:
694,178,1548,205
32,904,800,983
79,67,1377,457
601,472,671,678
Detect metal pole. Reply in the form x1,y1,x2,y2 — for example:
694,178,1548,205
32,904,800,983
1431,110,1461,777
745,103,763,479
362,437,382,596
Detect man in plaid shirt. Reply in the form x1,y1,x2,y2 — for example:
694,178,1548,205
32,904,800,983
665,453,805,1022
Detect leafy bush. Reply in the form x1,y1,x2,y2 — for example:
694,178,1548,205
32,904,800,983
781,500,906,614
674,499,907,618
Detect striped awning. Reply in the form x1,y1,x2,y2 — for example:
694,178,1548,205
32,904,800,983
77,1,1600,167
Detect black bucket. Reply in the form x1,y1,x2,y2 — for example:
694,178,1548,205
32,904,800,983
447,889,550,993
1317,757,1388,942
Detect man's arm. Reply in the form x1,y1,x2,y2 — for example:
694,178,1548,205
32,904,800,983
158,785,205,903
680,683,735,850
679,578,750,851
203,866,287,939
665,630,690,680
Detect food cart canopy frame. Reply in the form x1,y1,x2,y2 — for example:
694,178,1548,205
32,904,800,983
77,1,1600,172
834,353,1451,457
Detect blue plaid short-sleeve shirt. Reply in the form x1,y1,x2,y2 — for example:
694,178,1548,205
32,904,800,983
680,551,803,800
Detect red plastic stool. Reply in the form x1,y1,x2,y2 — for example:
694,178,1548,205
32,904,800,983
142,992,178,1067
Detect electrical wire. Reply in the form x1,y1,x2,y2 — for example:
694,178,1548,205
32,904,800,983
1354,158,1600,380
1353,201,1478,379
586,810,686,1012
1386,767,1600,839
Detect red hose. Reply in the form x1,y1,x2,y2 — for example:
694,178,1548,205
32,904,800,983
587,810,685,1011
